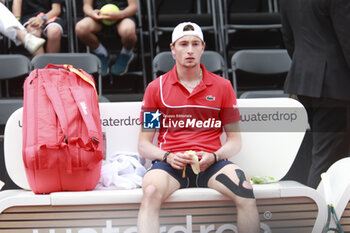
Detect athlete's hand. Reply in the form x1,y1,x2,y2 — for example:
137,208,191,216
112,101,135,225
101,10,123,22
197,151,216,172
89,9,104,21
166,152,193,170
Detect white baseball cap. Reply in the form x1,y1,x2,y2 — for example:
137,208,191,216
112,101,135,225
172,22,204,43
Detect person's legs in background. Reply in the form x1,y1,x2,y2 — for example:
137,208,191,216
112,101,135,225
0,3,45,54
299,96,350,188
75,17,109,76
24,23,44,56
111,18,137,76
45,23,62,53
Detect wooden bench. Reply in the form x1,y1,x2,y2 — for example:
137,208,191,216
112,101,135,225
0,98,328,233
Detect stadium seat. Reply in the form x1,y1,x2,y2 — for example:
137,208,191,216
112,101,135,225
0,54,30,97
231,49,291,95
152,50,228,80
217,0,283,62
239,90,288,98
30,53,108,101
0,54,30,132
146,0,221,62
0,34,7,54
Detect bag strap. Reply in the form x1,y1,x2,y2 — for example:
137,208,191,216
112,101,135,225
42,79,103,171
42,75,100,147
42,82,69,138
69,86,103,167
42,64,101,146
69,86,101,148
42,82,72,171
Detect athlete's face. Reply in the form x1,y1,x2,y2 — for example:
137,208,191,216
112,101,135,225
171,35,205,68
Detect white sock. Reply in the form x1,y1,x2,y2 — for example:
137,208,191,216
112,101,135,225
93,44,108,57
120,47,133,55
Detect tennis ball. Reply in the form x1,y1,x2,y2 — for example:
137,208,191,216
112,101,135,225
100,4,119,26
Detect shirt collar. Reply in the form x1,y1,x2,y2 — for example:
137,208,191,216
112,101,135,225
168,64,214,86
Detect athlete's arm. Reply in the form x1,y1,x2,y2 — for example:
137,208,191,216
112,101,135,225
197,121,241,171
138,128,164,161
138,128,193,170
215,121,242,160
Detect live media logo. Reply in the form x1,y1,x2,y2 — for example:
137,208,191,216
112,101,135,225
143,110,161,129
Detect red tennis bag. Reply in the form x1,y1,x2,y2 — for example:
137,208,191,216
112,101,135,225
22,64,103,194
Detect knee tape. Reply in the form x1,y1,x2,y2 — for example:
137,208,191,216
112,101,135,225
216,170,255,199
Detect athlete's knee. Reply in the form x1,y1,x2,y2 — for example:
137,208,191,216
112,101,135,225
142,184,163,203
216,169,255,199
235,193,257,210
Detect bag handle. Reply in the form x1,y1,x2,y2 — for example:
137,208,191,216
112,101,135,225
64,64,98,97
44,64,66,69
44,64,98,97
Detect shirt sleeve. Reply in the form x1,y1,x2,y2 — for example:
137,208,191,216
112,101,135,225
220,80,241,125
139,80,160,124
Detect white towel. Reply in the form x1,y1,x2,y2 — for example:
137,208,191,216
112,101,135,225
95,153,146,190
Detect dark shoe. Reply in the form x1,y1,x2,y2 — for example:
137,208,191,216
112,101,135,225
111,53,134,76
96,54,109,76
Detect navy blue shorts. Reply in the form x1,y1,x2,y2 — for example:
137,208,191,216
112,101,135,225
148,160,233,188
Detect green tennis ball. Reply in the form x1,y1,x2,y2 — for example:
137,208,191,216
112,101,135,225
100,4,119,26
